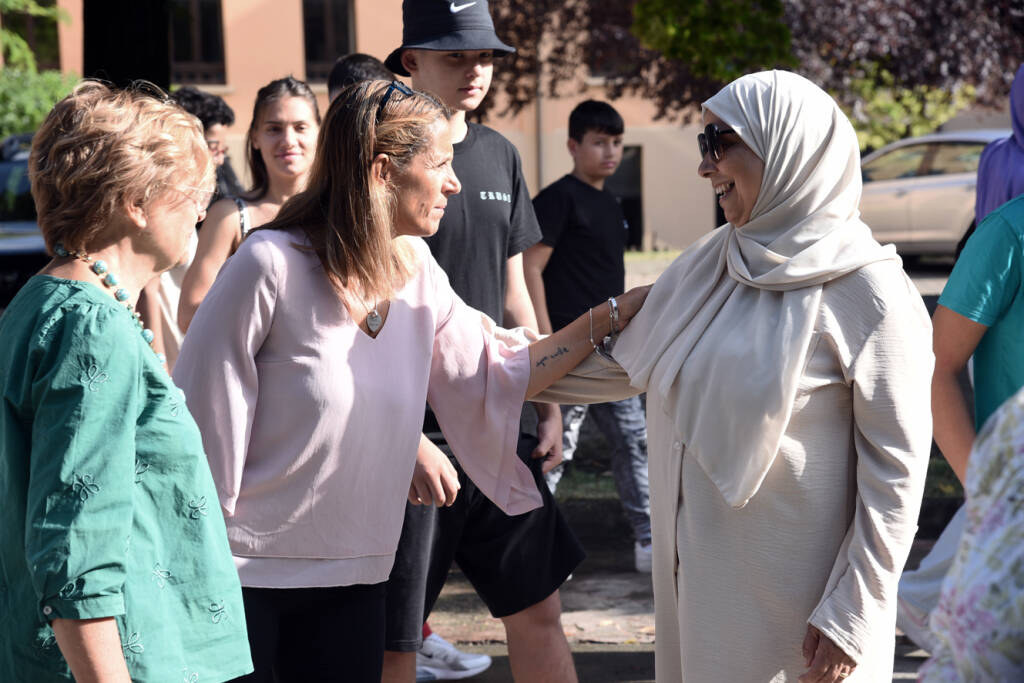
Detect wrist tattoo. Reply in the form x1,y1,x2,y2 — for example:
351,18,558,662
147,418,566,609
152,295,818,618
535,345,570,367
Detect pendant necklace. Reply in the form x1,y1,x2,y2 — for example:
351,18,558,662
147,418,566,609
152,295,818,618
358,296,383,334
55,244,167,364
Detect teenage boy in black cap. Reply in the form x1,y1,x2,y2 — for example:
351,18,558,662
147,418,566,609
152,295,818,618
381,2,583,682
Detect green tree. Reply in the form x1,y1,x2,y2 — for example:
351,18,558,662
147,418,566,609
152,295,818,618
848,67,977,153
486,0,1023,148
631,0,793,84
0,0,76,139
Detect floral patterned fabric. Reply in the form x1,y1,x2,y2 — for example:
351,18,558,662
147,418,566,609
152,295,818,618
919,386,1024,681
0,277,252,682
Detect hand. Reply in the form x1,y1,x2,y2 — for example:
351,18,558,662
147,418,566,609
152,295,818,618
614,285,652,331
532,402,564,473
408,436,460,507
799,625,857,682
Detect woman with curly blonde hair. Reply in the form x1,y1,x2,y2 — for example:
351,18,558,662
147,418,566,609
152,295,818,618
0,81,252,682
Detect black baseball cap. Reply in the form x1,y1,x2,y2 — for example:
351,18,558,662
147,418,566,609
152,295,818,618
385,0,515,77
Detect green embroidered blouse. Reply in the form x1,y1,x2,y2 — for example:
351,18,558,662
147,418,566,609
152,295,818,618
0,276,252,682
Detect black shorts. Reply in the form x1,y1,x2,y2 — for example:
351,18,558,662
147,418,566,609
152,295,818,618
383,434,585,652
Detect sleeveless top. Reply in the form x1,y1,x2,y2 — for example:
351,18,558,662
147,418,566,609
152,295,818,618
233,197,252,238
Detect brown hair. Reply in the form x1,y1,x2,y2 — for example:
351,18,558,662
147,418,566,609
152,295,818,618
29,80,212,254
259,80,451,302
245,76,321,200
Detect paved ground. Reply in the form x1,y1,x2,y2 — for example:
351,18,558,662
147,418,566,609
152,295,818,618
422,253,952,682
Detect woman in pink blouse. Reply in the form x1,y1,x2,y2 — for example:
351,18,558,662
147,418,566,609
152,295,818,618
174,80,649,681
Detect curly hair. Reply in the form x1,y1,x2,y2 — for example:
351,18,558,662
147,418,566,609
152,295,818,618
29,80,213,254
259,80,450,302
171,86,236,130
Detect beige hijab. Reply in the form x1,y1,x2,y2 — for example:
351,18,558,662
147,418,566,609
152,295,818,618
613,70,897,508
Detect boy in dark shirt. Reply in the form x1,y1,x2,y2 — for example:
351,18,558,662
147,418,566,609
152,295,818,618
524,100,653,572
380,2,583,682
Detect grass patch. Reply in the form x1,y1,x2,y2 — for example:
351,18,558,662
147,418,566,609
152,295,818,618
924,452,963,498
552,466,621,502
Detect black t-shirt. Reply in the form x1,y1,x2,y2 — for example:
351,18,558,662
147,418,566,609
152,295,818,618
533,174,628,330
424,122,541,324
423,122,541,435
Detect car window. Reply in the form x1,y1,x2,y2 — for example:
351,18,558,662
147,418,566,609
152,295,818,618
924,142,987,175
862,144,929,182
0,159,35,222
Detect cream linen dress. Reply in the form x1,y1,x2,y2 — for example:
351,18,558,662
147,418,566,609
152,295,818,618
538,260,933,681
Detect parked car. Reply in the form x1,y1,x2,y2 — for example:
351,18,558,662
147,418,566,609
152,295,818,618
859,129,1010,258
0,133,48,309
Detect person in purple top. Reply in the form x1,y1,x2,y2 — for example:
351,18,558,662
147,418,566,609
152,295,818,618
975,64,1024,225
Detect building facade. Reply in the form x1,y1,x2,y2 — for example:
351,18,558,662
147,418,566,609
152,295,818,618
51,0,716,249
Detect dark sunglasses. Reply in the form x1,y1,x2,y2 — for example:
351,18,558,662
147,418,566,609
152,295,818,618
697,123,736,162
376,80,414,123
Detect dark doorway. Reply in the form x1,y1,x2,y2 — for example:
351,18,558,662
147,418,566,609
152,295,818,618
83,1,172,89
605,145,643,249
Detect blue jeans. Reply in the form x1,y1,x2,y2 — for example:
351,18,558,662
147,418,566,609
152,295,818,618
546,395,651,545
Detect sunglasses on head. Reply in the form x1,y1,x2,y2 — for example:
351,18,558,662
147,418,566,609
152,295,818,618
697,123,735,162
376,80,415,123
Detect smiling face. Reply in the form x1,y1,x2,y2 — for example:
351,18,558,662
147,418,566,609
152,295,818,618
570,130,624,188
698,110,764,228
251,96,319,182
404,49,494,112
389,117,461,237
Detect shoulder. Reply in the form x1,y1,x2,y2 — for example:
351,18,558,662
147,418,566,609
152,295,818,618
235,228,303,267
942,205,1024,301
466,123,522,159
534,176,573,203
202,196,243,230
17,282,144,368
821,259,930,351
985,194,1024,233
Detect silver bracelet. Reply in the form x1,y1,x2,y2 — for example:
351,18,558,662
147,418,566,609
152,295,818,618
588,306,599,351
607,296,620,335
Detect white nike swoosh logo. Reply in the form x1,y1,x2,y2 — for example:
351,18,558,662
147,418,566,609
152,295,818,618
450,1,477,12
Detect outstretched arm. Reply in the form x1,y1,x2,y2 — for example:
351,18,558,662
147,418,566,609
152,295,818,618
526,286,649,399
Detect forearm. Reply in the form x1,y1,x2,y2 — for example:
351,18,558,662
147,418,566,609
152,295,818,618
527,306,610,398
52,617,131,682
931,365,976,483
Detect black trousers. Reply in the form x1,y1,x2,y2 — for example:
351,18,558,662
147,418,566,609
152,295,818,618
231,583,386,683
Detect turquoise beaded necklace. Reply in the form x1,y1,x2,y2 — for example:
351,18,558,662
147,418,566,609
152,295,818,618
54,244,166,364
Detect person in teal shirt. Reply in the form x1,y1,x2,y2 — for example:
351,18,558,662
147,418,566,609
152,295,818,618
897,193,1024,652
0,81,252,682
934,193,1024,480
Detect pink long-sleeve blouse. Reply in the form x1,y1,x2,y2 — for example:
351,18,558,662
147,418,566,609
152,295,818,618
174,229,542,587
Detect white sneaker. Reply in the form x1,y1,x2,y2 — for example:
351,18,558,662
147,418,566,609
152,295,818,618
635,541,653,573
416,633,492,680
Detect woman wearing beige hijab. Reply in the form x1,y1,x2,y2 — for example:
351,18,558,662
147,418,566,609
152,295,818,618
537,71,933,681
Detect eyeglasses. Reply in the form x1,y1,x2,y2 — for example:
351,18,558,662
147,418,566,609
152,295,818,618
169,184,215,213
376,80,414,123
697,123,736,162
